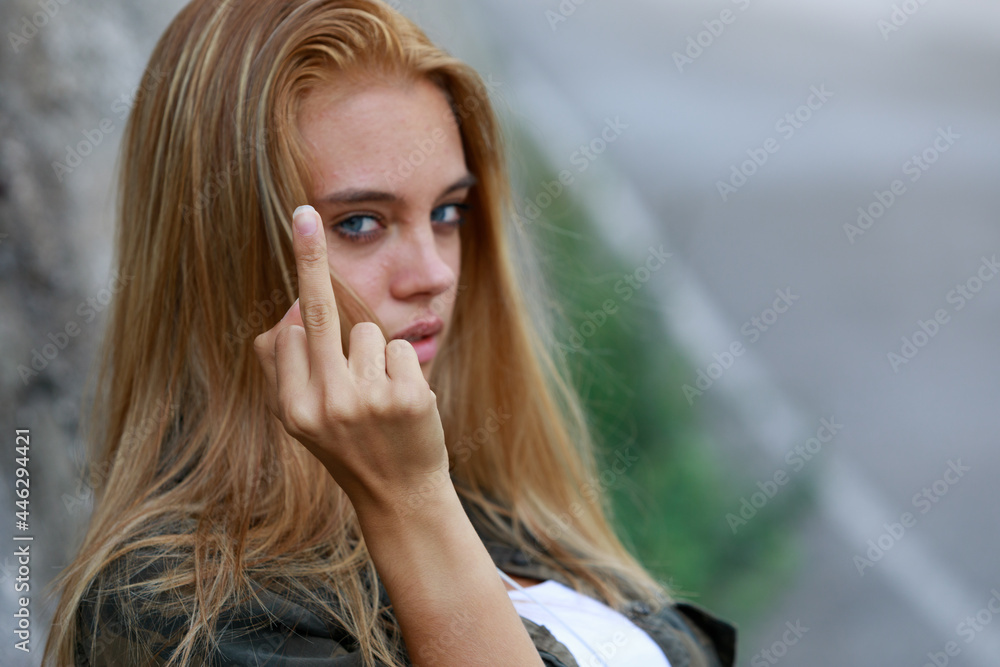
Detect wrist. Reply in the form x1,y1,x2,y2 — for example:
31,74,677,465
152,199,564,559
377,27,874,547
350,467,459,534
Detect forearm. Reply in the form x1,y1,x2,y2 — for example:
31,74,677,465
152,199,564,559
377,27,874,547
353,474,544,667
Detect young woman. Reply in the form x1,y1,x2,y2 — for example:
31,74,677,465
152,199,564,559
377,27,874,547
45,1,736,665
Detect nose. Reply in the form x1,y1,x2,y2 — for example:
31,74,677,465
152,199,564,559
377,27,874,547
389,221,457,302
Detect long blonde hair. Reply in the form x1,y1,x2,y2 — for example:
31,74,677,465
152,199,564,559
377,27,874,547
44,1,669,664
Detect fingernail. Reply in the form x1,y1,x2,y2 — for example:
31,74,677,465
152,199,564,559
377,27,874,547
293,205,317,236
282,298,300,321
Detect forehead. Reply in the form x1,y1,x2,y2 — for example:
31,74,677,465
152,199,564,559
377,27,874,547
296,77,467,195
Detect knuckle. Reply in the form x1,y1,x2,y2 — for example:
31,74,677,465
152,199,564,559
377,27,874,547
391,384,432,416
281,400,315,437
386,338,414,358
296,246,327,265
302,302,337,331
352,321,385,341
274,324,302,350
322,390,358,422
361,388,393,416
361,358,385,382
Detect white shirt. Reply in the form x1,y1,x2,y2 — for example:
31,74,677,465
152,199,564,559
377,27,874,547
507,580,671,667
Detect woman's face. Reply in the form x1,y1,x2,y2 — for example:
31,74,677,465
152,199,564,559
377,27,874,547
296,77,471,382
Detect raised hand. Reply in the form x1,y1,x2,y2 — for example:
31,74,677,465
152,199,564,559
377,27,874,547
253,205,450,513
255,206,543,666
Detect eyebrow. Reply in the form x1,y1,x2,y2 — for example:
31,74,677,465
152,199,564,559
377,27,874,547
317,173,478,205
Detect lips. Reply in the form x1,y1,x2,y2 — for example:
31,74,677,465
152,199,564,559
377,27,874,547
391,317,443,343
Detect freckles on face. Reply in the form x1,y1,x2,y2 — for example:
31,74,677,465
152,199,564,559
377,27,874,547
296,76,473,376
350,251,397,310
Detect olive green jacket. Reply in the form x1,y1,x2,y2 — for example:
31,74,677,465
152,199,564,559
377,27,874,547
76,511,736,666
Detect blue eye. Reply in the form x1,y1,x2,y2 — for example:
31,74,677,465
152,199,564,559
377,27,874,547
330,204,467,243
332,214,382,242
431,203,469,227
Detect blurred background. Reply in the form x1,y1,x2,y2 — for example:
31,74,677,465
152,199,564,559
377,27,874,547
1,0,998,665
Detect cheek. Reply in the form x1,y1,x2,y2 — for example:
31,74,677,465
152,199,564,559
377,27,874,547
442,237,463,319
445,224,463,269
327,249,394,314
447,237,462,280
